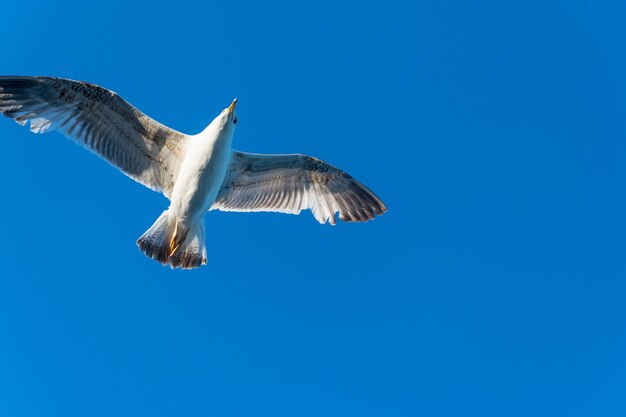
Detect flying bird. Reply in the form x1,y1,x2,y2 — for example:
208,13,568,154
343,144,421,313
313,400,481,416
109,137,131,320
0,76,387,269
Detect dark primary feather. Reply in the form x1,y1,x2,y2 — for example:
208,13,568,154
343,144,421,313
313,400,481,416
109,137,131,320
0,76,186,197
212,151,387,225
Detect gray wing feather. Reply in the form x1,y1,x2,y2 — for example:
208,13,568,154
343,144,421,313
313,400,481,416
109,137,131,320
0,76,186,197
212,151,387,225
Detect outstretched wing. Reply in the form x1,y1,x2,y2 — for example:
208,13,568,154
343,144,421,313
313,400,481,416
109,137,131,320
211,151,387,225
0,76,187,198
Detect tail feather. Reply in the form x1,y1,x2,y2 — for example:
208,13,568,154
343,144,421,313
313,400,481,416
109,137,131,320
137,210,207,269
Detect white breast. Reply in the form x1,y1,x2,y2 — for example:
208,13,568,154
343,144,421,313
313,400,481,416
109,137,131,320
169,124,234,224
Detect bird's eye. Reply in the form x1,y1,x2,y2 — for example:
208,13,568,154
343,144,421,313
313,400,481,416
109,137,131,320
233,115,238,124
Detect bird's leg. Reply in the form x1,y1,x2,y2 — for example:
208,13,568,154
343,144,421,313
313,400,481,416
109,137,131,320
169,220,189,256
169,221,180,256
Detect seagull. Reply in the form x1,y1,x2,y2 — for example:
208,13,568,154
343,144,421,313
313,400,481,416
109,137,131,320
0,76,387,269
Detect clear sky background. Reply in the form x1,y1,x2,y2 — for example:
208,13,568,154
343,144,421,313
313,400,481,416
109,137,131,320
0,1,625,416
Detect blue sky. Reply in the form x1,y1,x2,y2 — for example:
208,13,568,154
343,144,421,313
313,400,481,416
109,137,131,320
1,0,626,416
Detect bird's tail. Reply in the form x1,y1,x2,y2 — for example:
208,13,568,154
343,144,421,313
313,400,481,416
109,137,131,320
136,210,207,269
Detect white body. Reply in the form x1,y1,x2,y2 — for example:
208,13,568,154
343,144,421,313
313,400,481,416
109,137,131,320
136,102,239,268
169,111,236,225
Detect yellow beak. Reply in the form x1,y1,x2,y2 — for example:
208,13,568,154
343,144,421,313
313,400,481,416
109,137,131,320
228,98,237,113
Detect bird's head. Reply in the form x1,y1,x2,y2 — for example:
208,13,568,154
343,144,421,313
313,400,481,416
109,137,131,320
202,98,238,138
217,98,238,130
